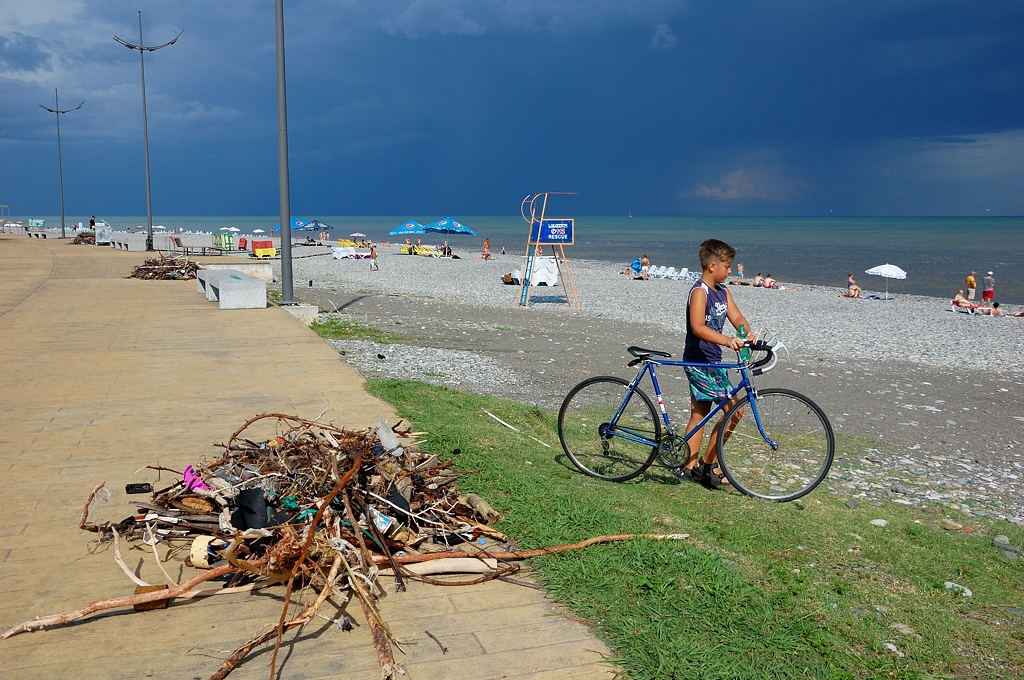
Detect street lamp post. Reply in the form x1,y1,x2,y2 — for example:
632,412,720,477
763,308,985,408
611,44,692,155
39,90,83,240
115,12,180,252
276,0,294,304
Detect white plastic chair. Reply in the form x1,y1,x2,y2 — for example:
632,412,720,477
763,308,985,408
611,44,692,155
663,266,676,279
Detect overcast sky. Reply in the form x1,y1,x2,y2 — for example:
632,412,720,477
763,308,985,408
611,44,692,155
1,0,1023,217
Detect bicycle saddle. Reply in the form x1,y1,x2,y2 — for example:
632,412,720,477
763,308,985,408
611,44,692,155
626,346,672,358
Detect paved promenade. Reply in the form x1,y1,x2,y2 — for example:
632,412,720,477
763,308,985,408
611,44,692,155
0,236,614,679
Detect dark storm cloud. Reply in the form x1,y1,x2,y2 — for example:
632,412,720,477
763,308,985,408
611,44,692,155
1,1,1022,216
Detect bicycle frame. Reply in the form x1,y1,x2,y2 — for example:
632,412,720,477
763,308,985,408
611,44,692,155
614,357,777,454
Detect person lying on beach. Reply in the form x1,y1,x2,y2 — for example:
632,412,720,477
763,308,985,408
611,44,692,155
752,273,764,287
729,280,752,286
952,290,978,309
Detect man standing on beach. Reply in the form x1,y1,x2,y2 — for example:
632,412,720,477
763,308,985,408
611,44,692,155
966,271,977,301
982,271,995,303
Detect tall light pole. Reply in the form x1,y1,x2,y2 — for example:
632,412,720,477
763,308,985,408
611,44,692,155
39,90,84,240
115,12,180,252
276,0,294,304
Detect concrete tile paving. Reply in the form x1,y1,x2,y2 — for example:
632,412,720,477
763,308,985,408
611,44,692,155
0,236,615,679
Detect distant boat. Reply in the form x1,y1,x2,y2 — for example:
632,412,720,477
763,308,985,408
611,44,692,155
628,210,632,218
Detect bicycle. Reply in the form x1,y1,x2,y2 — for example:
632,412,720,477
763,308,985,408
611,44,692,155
557,338,834,502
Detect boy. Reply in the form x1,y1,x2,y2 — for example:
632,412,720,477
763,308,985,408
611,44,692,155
677,239,755,488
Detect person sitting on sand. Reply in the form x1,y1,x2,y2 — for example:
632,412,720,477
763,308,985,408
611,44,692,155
763,274,776,289
842,275,863,298
482,238,492,260
752,273,764,287
983,301,1005,316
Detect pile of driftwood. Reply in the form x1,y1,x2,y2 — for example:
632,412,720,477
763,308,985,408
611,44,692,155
1,414,682,679
128,253,199,280
69,231,96,245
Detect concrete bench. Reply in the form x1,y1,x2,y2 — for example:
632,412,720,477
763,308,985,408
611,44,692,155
28,231,48,239
208,271,266,310
197,268,242,298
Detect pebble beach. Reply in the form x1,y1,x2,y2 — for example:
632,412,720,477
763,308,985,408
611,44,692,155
274,245,1024,526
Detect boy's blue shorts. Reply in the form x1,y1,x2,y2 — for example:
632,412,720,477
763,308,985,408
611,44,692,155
684,366,732,402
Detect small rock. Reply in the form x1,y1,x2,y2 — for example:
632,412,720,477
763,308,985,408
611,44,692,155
869,519,888,527
993,534,1011,547
944,581,972,597
884,643,904,658
890,623,916,636
960,526,976,533
844,499,859,509
792,499,805,510
1004,551,1019,562
890,484,910,494
942,519,963,531
1008,607,1024,617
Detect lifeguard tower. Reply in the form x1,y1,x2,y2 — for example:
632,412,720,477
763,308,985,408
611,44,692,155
518,192,580,308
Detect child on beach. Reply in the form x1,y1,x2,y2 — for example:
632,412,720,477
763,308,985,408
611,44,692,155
676,239,756,489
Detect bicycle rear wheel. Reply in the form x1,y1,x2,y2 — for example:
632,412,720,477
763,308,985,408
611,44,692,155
716,388,834,501
558,376,661,482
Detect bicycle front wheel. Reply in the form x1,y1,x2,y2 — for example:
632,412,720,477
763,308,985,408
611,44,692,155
716,388,834,501
558,376,661,482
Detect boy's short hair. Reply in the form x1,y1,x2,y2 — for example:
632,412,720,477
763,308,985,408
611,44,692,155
698,239,736,269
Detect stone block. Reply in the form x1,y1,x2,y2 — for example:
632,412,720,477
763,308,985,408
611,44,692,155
282,304,318,325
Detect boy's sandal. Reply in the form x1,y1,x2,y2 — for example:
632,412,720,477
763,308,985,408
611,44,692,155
673,465,705,484
698,460,730,489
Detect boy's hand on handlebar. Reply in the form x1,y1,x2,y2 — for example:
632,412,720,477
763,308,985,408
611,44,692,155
726,336,745,351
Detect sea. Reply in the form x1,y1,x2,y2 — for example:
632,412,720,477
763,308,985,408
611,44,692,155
23,214,1024,304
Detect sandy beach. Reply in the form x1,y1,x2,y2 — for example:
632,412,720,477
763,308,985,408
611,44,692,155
272,246,1024,524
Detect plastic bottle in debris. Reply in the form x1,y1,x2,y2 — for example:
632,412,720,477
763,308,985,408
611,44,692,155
737,324,750,362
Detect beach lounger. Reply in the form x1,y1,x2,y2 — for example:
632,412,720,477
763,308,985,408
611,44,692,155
172,236,214,256
663,266,676,279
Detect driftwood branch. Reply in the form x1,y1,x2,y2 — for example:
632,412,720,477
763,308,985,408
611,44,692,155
78,481,107,532
111,526,150,587
372,533,689,565
207,555,343,680
1,562,248,639
268,451,363,680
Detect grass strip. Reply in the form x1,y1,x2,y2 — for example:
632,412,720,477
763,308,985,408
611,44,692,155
367,378,1024,680
311,316,401,344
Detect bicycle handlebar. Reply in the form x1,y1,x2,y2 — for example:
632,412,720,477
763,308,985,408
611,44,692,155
746,340,778,375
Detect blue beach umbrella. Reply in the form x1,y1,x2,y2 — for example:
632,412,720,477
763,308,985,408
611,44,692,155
272,217,312,231
270,218,335,231
423,217,476,236
389,220,426,236
301,219,335,231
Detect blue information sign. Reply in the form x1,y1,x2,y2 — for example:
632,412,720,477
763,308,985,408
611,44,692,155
529,218,574,245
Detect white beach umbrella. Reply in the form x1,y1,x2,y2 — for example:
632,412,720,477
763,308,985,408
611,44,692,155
252,228,265,233
865,263,907,300
227,227,241,232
